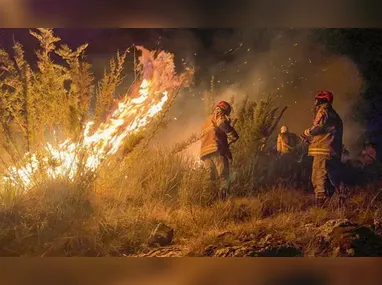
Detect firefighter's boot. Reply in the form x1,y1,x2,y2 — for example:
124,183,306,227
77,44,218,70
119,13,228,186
315,192,327,207
220,188,228,201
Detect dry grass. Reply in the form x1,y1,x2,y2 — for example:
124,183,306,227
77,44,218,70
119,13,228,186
0,103,380,256
0,149,380,257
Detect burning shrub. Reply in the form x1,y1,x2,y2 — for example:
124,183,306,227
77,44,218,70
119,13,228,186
0,28,194,192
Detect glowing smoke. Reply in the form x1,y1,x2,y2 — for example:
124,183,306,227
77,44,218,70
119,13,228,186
154,29,364,156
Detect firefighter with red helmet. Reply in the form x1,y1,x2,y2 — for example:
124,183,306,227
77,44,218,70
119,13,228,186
200,101,239,200
301,91,344,206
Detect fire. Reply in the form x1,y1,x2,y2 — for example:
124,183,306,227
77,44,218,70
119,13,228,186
4,79,168,189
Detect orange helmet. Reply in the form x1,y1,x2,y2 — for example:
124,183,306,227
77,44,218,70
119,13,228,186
216,101,232,115
315,91,334,105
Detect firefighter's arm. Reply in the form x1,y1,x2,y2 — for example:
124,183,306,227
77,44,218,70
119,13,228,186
228,128,239,145
303,108,328,137
215,112,239,144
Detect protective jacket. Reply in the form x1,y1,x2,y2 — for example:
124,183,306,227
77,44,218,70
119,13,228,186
304,103,343,158
200,107,239,159
277,132,298,154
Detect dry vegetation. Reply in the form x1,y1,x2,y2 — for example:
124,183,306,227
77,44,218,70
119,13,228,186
0,29,381,257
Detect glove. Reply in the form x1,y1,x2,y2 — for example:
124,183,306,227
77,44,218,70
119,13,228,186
299,134,309,143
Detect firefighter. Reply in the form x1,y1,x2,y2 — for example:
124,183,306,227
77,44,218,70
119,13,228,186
360,142,377,167
301,91,344,206
277,125,298,155
276,125,298,179
200,101,239,200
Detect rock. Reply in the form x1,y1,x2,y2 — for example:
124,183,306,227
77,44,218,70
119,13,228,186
138,246,183,257
216,231,235,240
319,219,354,232
317,219,382,256
148,223,174,247
201,235,302,257
373,218,382,235
203,243,302,257
198,230,303,257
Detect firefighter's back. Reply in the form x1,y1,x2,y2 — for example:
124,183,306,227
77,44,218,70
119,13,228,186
309,103,343,158
200,114,218,159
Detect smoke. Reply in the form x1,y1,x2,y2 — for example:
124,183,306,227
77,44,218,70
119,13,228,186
154,29,364,156
0,28,364,158
63,29,363,156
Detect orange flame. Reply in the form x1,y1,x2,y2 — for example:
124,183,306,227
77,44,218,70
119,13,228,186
4,79,168,189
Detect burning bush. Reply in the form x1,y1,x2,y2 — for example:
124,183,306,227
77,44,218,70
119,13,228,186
0,28,193,191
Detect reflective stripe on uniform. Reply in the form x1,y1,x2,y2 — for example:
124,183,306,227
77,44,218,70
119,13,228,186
309,148,330,152
201,144,218,158
308,147,330,156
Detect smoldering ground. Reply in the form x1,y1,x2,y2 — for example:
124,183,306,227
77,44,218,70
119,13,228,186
152,29,364,157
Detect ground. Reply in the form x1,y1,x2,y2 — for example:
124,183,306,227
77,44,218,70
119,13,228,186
1,183,381,257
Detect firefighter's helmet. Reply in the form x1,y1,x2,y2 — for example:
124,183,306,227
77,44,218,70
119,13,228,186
216,101,232,115
315,91,334,105
280,125,288,133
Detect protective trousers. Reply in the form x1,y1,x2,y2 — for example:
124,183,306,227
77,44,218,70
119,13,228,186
311,155,343,199
202,152,230,199
278,152,295,178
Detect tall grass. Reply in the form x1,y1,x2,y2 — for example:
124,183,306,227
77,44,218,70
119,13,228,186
0,29,380,256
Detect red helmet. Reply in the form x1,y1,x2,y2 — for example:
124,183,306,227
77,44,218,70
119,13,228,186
315,91,334,104
216,101,232,115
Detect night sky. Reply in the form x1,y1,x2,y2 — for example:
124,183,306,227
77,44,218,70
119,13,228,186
1,28,382,157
